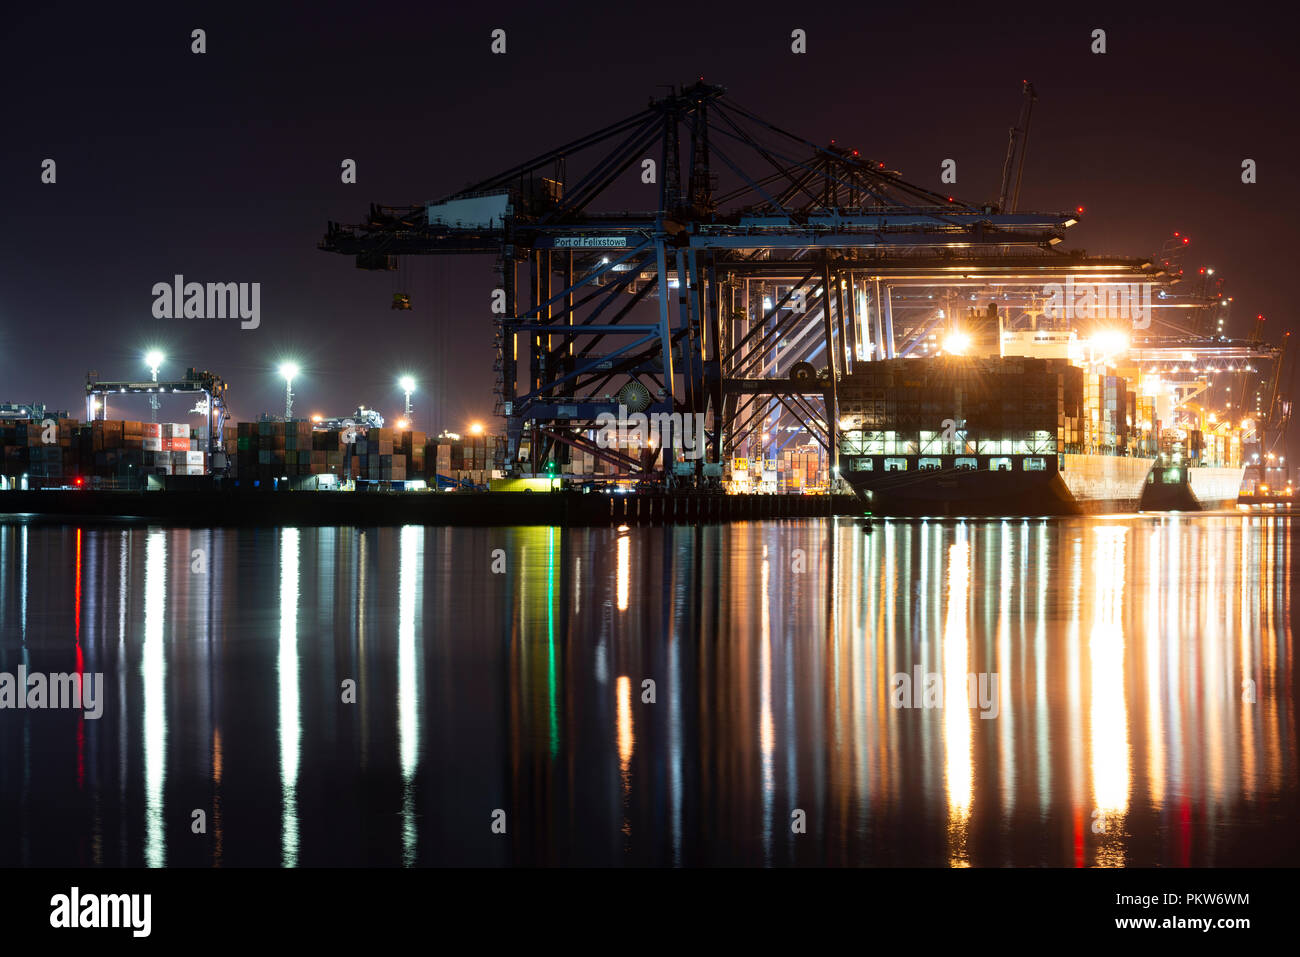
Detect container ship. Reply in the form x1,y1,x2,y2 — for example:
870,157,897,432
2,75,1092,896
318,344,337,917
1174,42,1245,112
1137,397,1245,511
1142,462,1245,510
836,355,1155,516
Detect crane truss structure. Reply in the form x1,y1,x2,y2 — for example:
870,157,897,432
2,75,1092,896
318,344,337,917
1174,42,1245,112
84,368,232,463
319,81,1165,480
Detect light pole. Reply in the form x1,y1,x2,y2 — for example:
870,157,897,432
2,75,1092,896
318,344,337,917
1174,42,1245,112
145,350,164,423
279,362,300,421
399,375,416,423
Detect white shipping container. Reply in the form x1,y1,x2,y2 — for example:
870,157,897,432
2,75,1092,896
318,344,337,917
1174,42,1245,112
184,451,205,465
179,465,205,476
143,437,163,451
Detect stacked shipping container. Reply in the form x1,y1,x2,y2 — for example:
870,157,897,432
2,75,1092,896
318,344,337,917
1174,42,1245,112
430,433,504,486
0,419,209,483
3,416,512,488
236,420,343,483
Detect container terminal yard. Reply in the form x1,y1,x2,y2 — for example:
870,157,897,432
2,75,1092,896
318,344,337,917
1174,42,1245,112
1,83,1294,522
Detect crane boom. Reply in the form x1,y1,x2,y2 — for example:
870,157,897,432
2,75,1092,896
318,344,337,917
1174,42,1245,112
998,81,1037,214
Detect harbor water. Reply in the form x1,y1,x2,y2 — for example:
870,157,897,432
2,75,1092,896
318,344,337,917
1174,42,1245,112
0,514,1295,866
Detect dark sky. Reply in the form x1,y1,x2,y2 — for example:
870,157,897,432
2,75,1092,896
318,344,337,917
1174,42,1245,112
4,2,1297,432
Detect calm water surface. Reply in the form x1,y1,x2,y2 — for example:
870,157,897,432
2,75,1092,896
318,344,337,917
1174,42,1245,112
0,515,1295,866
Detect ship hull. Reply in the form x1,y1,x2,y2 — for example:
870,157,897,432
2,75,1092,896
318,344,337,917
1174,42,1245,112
1141,466,1245,511
841,453,1154,517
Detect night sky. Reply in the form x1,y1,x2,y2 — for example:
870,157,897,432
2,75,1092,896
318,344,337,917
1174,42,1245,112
4,3,1297,433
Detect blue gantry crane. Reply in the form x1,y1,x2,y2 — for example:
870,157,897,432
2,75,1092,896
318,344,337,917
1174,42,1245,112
319,81,1161,482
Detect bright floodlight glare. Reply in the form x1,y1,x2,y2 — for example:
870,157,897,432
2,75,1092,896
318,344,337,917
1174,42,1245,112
279,362,300,382
399,375,416,393
1092,330,1130,354
469,422,485,436
145,350,165,370
942,332,971,356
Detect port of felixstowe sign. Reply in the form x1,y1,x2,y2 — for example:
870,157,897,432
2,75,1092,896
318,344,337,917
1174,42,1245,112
549,235,631,249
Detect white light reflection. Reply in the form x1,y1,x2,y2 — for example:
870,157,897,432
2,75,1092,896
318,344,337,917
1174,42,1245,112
20,524,28,640
997,522,1014,826
1089,526,1129,867
760,545,774,862
278,528,301,867
943,532,972,866
142,529,167,867
616,533,630,611
1145,526,1164,811
118,531,129,862
1034,522,1049,819
398,525,423,865
617,673,634,837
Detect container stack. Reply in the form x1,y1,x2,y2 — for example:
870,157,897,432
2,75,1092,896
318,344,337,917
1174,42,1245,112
1136,395,1159,453
834,356,1132,461
236,420,336,483
431,432,504,485
3,416,517,488
310,428,346,475
350,427,408,482
1101,375,1121,451
0,417,196,484
399,429,426,478
433,441,451,477
141,422,200,476
778,445,825,492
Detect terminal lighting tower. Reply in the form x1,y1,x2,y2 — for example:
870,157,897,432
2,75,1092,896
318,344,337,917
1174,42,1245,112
145,350,164,422
279,362,300,421
399,375,416,420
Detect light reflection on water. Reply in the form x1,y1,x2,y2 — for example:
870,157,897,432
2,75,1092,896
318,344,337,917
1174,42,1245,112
278,527,299,868
0,514,1294,867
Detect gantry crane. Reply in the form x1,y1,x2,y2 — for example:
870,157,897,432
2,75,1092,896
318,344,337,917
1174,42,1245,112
1255,330,1294,487
319,81,1162,481
84,368,232,470
1235,313,1267,416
